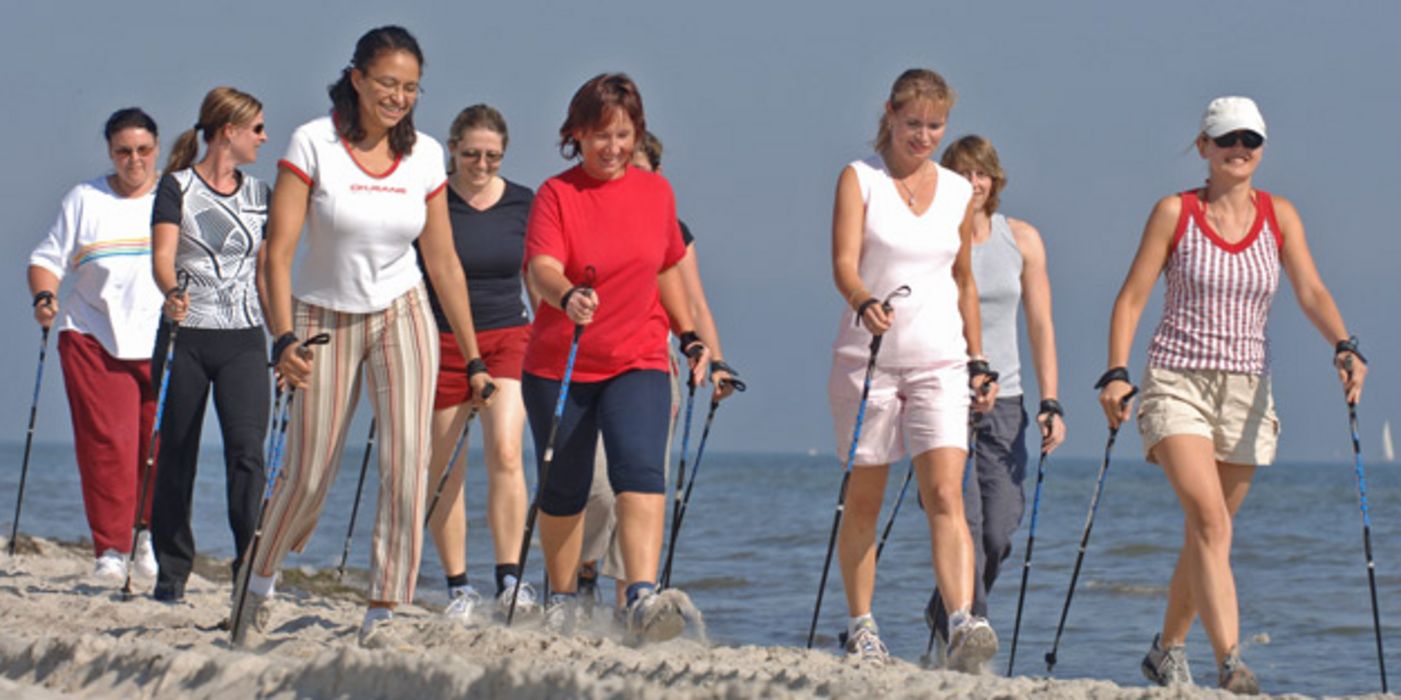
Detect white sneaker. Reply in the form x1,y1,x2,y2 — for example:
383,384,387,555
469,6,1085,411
947,612,999,673
94,549,126,580
359,608,406,649
543,593,578,635
134,531,157,578
443,586,482,625
496,578,540,618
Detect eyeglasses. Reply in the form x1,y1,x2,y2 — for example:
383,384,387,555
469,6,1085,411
459,148,503,164
251,123,265,135
1212,130,1264,149
112,144,156,159
368,75,421,97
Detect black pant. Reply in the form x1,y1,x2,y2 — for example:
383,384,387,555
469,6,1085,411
149,324,269,587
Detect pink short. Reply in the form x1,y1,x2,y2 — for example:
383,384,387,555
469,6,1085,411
827,357,970,465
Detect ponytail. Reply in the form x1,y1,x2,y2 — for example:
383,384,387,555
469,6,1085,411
165,127,202,173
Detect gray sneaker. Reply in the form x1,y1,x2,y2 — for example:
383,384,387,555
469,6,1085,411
496,579,539,619
843,617,890,665
1218,647,1260,695
625,588,686,644
1141,633,1193,686
946,613,998,673
543,593,578,635
443,585,482,625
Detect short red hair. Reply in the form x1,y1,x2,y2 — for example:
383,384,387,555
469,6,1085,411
558,73,646,159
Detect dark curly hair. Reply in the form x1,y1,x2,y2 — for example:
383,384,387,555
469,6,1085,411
328,26,423,157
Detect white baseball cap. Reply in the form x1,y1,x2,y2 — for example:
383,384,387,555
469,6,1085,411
1200,96,1267,140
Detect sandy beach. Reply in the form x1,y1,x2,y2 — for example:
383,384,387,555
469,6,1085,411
0,534,1376,699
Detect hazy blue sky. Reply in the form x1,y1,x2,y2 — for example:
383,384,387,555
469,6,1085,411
2,2,1398,462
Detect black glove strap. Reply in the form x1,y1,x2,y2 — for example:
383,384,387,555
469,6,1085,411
466,357,489,378
854,297,880,327
677,331,703,358
1335,335,1367,365
710,359,738,377
967,359,993,379
1038,398,1064,418
1094,367,1131,390
32,291,55,308
270,332,298,367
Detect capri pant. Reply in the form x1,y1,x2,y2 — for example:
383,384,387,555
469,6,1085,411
522,369,670,516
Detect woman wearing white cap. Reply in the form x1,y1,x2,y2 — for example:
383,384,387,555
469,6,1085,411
1098,96,1366,693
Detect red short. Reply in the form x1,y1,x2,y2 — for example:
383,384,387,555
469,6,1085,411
435,324,531,410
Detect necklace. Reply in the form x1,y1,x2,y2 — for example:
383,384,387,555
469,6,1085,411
894,162,928,206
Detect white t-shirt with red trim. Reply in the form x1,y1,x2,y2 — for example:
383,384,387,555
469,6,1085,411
278,116,448,313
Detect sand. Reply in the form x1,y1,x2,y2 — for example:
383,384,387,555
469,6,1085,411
0,534,1368,699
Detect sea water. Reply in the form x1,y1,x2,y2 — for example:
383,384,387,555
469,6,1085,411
4,440,1397,697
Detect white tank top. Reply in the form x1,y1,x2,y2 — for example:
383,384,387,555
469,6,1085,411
831,156,973,367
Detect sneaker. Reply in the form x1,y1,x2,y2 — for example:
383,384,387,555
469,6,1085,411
496,579,539,619
922,593,948,668
543,593,578,635
152,580,185,603
844,617,890,665
577,573,599,619
134,531,158,578
358,608,406,650
1141,633,1193,686
229,592,272,648
625,587,686,644
946,612,999,673
1218,647,1260,695
94,549,126,580
443,585,482,625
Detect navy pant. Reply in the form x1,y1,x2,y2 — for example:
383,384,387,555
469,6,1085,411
931,396,1029,634
522,369,670,516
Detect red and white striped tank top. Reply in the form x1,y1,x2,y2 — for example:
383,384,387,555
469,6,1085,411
1147,189,1282,375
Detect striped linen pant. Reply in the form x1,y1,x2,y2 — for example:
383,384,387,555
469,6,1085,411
253,284,439,603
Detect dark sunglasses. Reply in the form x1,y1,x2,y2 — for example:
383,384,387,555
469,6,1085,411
1212,130,1263,149
251,123,265,135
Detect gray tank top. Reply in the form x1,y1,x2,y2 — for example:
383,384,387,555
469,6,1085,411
971,213,1023,396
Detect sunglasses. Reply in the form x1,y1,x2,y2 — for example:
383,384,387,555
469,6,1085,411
1212,130,1264,149
460,148,503,164
112,144,156,159
251,123,265,135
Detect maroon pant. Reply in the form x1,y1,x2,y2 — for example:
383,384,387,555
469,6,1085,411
58,331,157,556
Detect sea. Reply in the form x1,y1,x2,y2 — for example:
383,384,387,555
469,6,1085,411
4,438,1398,698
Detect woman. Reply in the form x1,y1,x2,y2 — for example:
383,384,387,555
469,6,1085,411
147,87,271,602
1099,96,1365,693
925,135,1066,653
238,25,494,648
419,104,536,621
27,108,164,582
522,72,708,642
576,130,738,612
827,69,996,669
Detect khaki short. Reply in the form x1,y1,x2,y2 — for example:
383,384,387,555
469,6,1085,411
1137,366,1280,466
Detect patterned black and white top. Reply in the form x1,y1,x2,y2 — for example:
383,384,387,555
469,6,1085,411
152,169,269,329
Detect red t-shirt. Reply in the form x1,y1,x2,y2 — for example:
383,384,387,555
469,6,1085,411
523,165,686,382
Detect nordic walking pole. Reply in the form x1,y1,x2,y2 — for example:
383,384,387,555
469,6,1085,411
8,314,52,556
508,266,594,626
659,375,747,589
1341,354,1387,693
657,339,709,589
230,333,330,645
1044,386,1136,672
423,384,497,528
335,419,377,580
121,272,189,600
806,284,910,649
1007,403,1061,675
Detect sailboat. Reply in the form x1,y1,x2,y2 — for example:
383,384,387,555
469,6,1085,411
1384,419,1395,463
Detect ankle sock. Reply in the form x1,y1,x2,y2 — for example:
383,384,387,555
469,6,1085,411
847,613,876,638
494,564,520,596
446,572,468,590
248,573,276,597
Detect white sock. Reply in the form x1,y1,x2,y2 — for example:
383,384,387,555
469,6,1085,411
248,573,277,597
847,613,876,638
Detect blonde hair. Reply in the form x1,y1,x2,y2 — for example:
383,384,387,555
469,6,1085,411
165,87,263,173
941,135,1007,215
874,68,957,155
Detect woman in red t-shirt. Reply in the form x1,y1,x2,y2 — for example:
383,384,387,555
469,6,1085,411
522,73,710,642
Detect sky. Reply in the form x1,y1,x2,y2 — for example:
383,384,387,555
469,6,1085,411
1,1,1398,461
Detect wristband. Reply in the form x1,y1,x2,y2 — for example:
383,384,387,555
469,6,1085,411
560,285,590,312
710,359,738,377
854,297,880,326
967,358,993,379
1094,366,1131,390
32,290,55,308
1335,335,1367,365
270,332,298,366
466,357,489,378
165,287,186,300
1038,398,1064,418
677,331,703,358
